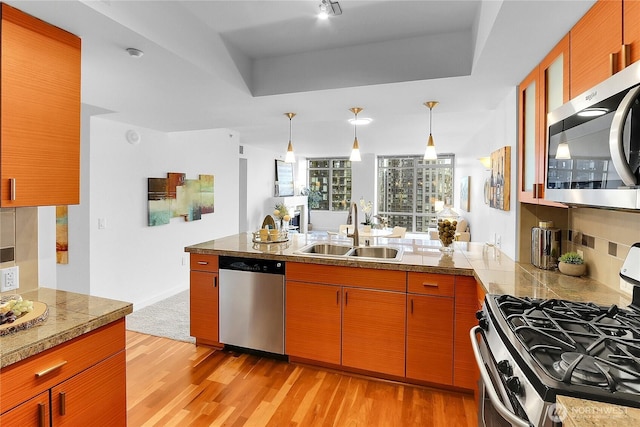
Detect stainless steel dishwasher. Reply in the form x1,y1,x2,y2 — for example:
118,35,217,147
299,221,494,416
218,256,285,355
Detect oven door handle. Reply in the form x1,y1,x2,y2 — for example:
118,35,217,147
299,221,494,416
609,84,640,187
470,326,532,427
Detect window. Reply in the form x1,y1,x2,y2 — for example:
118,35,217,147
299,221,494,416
308,158,352,211
377,155,454,232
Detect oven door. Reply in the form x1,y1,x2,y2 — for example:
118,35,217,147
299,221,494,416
471,326,532,427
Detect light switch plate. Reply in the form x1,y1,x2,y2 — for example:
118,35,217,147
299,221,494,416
1,266,19,292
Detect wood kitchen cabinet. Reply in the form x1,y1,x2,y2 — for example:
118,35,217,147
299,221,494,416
342,287,406,377
189,254,220,347
406,273,455,385
453,276,482,391
0,4,81,207
518,35,569,207
0,320,126,426
286,262,406,377
285,281,341,365
570,0,640,98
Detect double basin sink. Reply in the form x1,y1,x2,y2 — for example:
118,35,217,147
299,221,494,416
295,242,403,262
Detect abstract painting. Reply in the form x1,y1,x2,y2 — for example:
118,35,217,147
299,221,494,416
147,173,215,226
56,206,68,264
489,146,511,211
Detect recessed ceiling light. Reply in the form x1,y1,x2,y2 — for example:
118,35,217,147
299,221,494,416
348,117,372,125
126,47,144,58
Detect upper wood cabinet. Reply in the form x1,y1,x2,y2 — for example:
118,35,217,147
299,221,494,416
0,4,81,207
518,35,569,207
570,0,640,98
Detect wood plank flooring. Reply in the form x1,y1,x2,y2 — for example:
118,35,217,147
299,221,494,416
126,331,478,426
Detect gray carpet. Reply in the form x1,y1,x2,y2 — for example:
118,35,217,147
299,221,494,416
126,290,195,343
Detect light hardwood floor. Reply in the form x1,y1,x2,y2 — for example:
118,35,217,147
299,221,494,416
126,331,478,426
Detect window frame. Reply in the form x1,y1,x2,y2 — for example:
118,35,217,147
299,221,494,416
307,158,352,211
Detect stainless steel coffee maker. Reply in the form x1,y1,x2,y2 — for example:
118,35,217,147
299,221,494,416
531,221,561,270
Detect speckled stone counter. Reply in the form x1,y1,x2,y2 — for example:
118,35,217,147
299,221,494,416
557,396,640,427
0,288,132,368
186,233,631,307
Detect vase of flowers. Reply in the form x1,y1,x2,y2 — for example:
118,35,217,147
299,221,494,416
359,198,373,226
273,203,291,231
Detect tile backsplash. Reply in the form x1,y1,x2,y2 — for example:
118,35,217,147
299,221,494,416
567,207,640,294
0,207,39,292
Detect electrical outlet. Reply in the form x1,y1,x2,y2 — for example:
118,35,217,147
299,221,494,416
1,266,19,292
496,235,501,248
181,255,187,266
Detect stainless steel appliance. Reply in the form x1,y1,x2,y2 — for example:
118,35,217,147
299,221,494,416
471,248,640,426
531,221,561,270
219,256,285,355
546,60,640,209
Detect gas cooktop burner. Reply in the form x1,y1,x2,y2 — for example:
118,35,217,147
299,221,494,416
492,295,640,395
553,352,610,386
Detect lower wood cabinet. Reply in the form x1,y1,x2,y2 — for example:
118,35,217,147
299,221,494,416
406,294,454,384
286,281,341,365
454,276,482,390
342,287,406,377
189,254,220,347
0,320,126,426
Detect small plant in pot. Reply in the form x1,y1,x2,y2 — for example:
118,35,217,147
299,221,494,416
558,252,586,277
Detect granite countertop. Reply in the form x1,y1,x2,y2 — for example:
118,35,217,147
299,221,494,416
186,233,631,307
0,288,132,368
556,396,640,427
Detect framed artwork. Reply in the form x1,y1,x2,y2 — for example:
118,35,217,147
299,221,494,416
275,160,294,196
489,146,511,211
56,206,68,264
147,173,215,226
460,176,470,212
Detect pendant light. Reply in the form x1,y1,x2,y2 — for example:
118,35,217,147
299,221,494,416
349,107,363,162
424,101,439,160
284,112,296,163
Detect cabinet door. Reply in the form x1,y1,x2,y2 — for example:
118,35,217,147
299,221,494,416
453,277,480,391
0,4,81,206
0,390,50,426
190,270,219,344
570,0,622,98
286,281,341,365
518,66,540,204
406,294,454,385
624,0,640,66
51,351,126,426
342,288,406,377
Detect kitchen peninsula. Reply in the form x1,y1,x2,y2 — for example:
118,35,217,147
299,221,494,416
186,233,636,427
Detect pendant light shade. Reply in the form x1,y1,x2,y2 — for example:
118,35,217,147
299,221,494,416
284,112,296,163
424,101,439,160
349,107,363,162
555,127,571,160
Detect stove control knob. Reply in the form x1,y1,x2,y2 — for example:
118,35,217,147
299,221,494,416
506,376,523,395
497,360,513,376
478,318,490,331
475,310,484,320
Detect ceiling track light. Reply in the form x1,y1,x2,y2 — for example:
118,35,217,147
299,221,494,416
284,112,296,163
349,107,363,162
318,0,342,19
424,101,439,161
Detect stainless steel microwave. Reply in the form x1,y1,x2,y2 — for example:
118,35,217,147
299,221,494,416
546,60,640,209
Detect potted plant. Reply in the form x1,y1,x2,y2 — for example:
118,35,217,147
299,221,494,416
558,252,586,276
301,185,322,230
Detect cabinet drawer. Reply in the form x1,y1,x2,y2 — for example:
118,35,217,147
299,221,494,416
407,272,454,297
0,319,125,413
190,254,218,272
287,262,406,292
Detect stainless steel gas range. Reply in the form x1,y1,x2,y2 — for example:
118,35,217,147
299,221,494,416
471,245,640,427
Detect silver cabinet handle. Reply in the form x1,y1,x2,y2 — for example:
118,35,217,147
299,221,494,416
609,84,640,187
469,327,531,427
